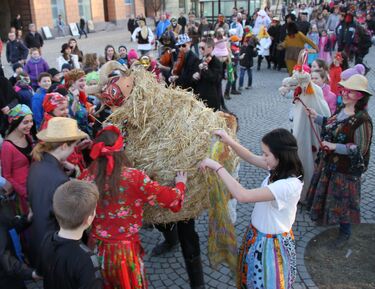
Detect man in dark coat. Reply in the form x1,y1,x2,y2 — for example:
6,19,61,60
79,17,88,38
268,17,282,69
194,38,222,111
11,14,23,31
24,23,44,50
127,16,138,41
297,12,310,35
6,32,28,65
178,12,187,34
172,34,200,93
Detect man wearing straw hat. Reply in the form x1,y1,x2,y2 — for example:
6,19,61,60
27,117,88,266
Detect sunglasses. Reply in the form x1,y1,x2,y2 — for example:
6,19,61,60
178,44,187,48
340,87,364,99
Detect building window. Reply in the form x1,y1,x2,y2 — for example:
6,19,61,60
78,0,92,20
51,0,66,26
179,0,185,9
125,0,133,4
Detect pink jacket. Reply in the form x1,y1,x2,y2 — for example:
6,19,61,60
322,83,337,114
1,140,31,213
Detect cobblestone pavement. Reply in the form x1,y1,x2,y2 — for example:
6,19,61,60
17,30,374,289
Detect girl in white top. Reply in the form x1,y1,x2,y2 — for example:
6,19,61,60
199,128,303,289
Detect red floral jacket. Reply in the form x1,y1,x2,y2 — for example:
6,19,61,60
81,167,185,243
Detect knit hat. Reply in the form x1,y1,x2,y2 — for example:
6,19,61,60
118,45,127,52
127,49,139,62
47,68,60,78
12,63,23,72
340,64,365,81
61,63,72,71
86,71,99,85
230,35,241,42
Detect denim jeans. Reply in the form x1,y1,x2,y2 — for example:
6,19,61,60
239,67,253,88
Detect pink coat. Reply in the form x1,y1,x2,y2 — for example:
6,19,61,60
1,140,31,213
322,83,337,114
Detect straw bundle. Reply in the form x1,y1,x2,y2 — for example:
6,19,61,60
108,68,238,224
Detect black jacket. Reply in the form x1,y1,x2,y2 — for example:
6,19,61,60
178,16,187,33
6,40,28,64
297,20,310,35
27,153,69,266
12,18,23,30
175,50,200,93
24,32,44,49
36,232,103,289
0,203,33,289
239,44,257,68
127,19,138,33
196,55,222,111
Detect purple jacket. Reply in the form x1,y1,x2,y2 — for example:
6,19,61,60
24,57,49,84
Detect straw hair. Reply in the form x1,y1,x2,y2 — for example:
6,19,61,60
36,117,87,142
107,67,239,224
338,74,372,96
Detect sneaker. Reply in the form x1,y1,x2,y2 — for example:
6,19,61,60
245,86,251,89
231,90,241,95
238,86,243,91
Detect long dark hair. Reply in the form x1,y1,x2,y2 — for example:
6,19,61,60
355,94,370,113
6,116,24,136
89,130,132,199
262,128,304,183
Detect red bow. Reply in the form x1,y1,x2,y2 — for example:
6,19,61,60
90,126,124,175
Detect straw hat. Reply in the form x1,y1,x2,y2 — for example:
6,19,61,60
36,117,88,142
338,74,372,96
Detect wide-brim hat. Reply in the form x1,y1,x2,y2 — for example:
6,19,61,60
338,74,372,96
36,117,88,142
175,33,192,46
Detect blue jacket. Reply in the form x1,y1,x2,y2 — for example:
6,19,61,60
32,87,47,130
6,40,28,64
156,20,171,39
14,82,34,108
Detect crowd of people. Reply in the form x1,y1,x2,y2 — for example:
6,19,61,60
0,0,374,289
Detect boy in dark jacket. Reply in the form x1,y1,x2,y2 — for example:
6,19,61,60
6,32,28,65
36,180,103,289
238,35,258,90
14,72,34,108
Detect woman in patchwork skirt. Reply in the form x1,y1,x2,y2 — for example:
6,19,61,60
200,128,304,289
305,74,373,247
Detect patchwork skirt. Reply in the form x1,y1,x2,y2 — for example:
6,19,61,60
237,224,297,289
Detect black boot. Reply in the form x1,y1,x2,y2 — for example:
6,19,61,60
151,226,179,256
184,255,205,289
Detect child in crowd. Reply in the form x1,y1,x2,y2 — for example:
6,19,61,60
24,48,50,90
238,35,258,90
311,70,337,114
224,34,242,99
36,180,103,289
306,24,320,65
31,72,52,130
199,128,303,289
318,29,332,64
47,68,63,92
311,58,329,74
329,52,343,96
9,63,24,86
14,72,34,108
117,45,128,66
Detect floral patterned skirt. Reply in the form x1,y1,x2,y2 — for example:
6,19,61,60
237,224,296,289
306,161,361,225
96,239,146,289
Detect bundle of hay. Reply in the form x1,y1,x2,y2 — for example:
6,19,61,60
108,67,238,224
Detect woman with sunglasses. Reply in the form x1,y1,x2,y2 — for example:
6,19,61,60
305,74,373,247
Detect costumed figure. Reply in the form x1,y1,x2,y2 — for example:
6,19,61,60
80,125,187,289
256,26,272,70
253,10,271,35
279,51,331,200
131,18,154,56
88,60,239,288
306,74,373,247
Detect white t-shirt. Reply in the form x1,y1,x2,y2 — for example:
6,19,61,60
251,176,303,234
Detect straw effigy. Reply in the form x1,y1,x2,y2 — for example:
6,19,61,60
107,67,239,224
